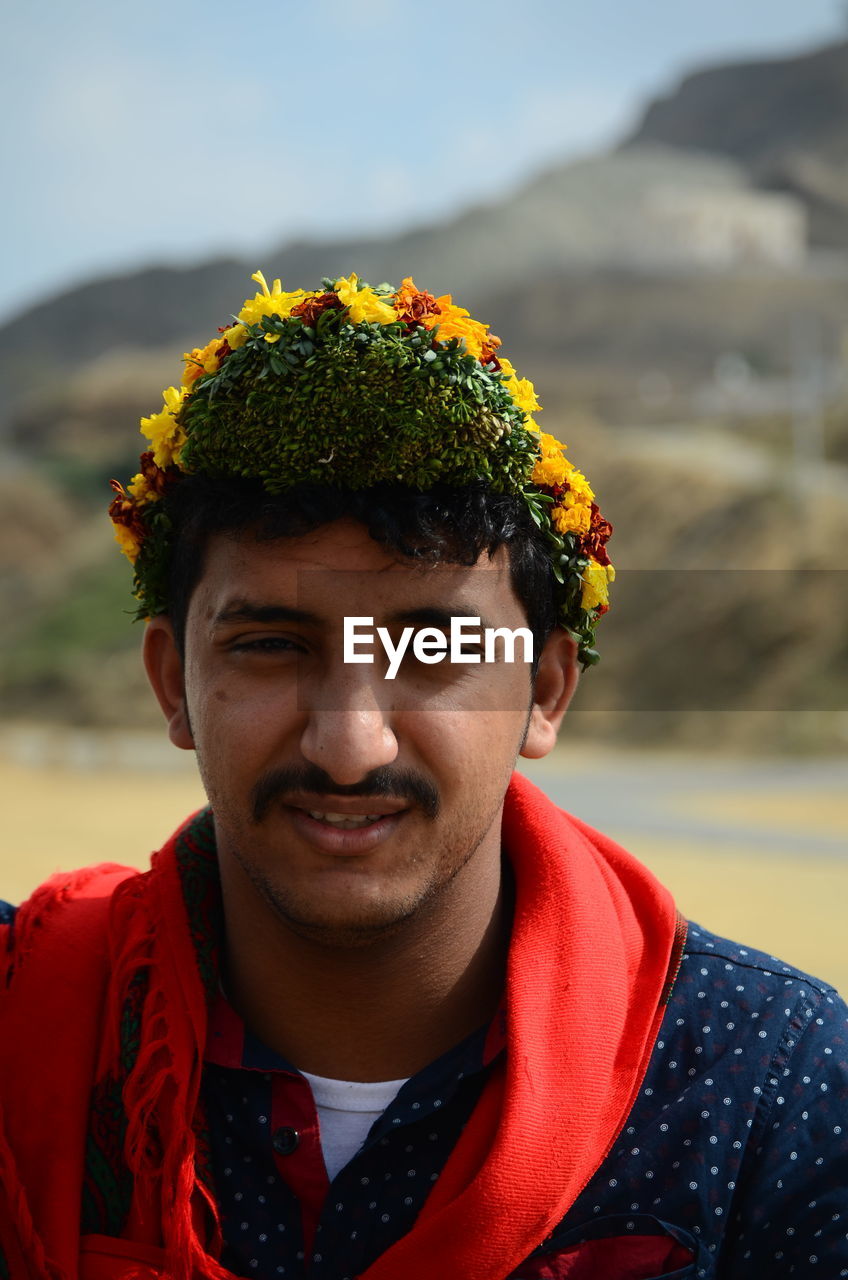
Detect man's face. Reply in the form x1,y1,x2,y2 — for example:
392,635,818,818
147,519,573,947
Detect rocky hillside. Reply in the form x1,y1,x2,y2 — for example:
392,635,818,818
0,144,808,431
623,39,848,249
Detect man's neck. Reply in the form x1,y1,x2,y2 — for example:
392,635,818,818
218,848,510,1083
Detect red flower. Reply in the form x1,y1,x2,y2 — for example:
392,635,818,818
108,480,147,542
290,292,343,326
137,450,179,499
479,335,503,367
580,504,613,565
394,277,441,326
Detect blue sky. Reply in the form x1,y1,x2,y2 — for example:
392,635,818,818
1,0,843,321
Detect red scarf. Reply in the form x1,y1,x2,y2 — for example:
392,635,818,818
0,772,683,1280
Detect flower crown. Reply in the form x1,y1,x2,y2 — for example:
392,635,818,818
109,271,614,664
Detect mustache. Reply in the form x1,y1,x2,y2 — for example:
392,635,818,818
251,763,440,824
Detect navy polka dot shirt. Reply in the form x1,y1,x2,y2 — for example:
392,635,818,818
201,922,848,1278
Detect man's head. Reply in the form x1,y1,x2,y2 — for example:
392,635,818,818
115,269,613,945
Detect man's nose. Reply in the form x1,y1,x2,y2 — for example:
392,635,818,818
298,677,399,785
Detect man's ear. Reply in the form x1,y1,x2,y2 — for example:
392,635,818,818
142,616,195,751
520,629,579,760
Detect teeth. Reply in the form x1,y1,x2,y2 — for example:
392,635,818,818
307,811,383,828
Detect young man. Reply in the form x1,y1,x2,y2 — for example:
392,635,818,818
0,272,845,1279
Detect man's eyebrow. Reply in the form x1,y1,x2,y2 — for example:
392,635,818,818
213,602,323,627
384,605,496,631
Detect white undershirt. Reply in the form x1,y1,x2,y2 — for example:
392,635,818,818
300,1069,410,1181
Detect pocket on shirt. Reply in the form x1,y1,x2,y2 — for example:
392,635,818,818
509,1213,704,1279
79,1234,168,1279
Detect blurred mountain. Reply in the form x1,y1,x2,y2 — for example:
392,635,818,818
623,39,848,249
0,144,815,434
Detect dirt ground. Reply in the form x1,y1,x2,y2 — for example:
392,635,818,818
1,727,846,992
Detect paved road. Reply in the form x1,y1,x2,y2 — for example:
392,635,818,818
519,751,847,858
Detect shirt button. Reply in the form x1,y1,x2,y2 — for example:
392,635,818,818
273,1126,300,1155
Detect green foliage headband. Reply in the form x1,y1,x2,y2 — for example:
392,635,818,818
109,271,614,664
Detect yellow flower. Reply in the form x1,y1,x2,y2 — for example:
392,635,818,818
140,385,187,468
423,296,489,359
497,356,542,416
113,522,142,565
182,336,225,387
334,273,398,325
530,433,572,487
237,270,308,333
580,560,616,612
128,471,157,505
532,454,570,487
222,322,248,349
511,377,541,416
563,467,594,505
552,502,591,536
537,431,563,454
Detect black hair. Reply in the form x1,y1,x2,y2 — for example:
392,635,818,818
163,476,558,669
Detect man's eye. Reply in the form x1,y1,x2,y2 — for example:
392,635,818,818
232,637,305,654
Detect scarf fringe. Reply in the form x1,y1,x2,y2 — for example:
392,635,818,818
104,863,229,1280
100,876,150,1074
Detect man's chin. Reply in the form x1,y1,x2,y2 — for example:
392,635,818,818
252,875,423,950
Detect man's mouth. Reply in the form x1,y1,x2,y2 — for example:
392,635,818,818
280,797,412,855
306,811,385,829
